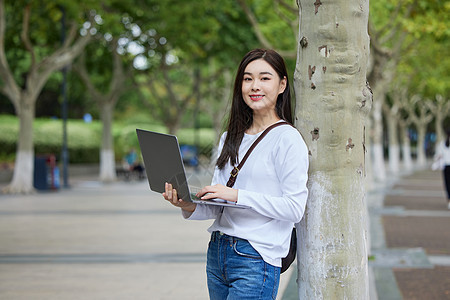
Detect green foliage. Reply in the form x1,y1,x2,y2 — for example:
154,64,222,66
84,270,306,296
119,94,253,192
2,0,447,157
0,115,19,154
370,0,449,98
178,127,217,157
34,118,102,163
405,0,450,39
397,35,450,97
0,115,101,163
2,1,100,87
114,123,167,160
0,115,216,164
247,0,297,51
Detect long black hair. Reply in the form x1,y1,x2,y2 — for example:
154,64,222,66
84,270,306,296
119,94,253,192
445,128,450,148
216,49,293,170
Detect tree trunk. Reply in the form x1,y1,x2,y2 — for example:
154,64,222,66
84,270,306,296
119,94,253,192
407,96,433,168
3,98,35,194
399,122,413,172
363,117,374,192
0,1,92,193
370,62,399,180
428,95,450,145
385,112,400,175
74,39,127,183
167,120,181,135
416,125,427,167
99,101,117,182
434,112,443,144
371,95,386,182
295,1,371,298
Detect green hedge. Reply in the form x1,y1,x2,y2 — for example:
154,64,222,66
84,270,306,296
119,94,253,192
0,115,217,163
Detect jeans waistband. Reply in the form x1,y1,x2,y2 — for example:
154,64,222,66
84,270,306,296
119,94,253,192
211,231,246,243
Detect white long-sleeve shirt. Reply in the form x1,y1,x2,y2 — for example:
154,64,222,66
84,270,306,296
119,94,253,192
436,140,450,166
183,123,309,267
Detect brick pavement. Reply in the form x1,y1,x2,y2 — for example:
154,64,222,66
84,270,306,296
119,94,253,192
379,169,450,300
0,175,213,300
2,167,449,299
0,170,294,300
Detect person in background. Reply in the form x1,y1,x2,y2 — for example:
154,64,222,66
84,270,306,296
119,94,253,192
123,147,144,179
162,49,309,299
434,128,450,209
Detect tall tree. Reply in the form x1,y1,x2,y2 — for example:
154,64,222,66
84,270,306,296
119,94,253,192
398,116,413,171
367,1,413,181
403,95,434,167
72,0,161,182
74,37,132,182
134,0,259,136
136,53,200,134
368,0,449,180
426,95,450,145
0,1,94,193
295,1,371,298
382,86,404,175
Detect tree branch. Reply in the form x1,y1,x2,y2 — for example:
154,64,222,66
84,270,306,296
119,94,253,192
160,61,181,111
377,1,404,43
63,21,79,48
132,73,166,122
274,0,297,26
20,4,36,68
369,22,392,58
237,0,296,59
108,38,127,101
29,26,92,96
237,0,272,48
0,0,21,107
73,54,101,101
275,0,298,14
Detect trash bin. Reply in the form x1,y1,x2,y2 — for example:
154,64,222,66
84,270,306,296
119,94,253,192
180,145,199,167
33,154,60,191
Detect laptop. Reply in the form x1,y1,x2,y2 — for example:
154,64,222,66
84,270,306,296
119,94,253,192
136,129,248,208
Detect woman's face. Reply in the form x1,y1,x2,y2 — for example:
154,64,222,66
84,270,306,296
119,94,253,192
241,59,286,117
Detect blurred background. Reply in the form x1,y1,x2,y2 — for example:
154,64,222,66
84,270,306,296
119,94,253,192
0,1,449,299
0,0,448,191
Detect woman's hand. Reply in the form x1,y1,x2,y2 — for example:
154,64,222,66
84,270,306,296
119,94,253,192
196,184,238,203
162,182,196,213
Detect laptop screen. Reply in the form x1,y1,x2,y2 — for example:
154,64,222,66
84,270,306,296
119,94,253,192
136,129,191,202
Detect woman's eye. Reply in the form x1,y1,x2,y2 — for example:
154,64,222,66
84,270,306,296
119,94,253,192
262,77,271,81
244,77,252,81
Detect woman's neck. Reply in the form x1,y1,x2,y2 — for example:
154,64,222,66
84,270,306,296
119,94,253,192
246,113,281,135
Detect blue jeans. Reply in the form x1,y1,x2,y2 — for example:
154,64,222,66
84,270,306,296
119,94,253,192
206,231,280,300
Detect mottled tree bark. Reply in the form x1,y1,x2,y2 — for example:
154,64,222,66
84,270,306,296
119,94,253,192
295,1,371,298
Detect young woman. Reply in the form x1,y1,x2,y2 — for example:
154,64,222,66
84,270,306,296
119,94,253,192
163,49,309,299
435,128,450,209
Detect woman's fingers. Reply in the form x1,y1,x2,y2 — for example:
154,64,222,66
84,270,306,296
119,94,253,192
195,184,238,203
163,182,171,200
164,182,181,204
172,188,179,204
162,182,196,213
196,185,213,198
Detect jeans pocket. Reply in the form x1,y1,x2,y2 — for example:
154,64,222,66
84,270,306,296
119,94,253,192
233,240,262,259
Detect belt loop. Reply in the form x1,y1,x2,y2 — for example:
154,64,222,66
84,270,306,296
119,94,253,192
212,231,221,242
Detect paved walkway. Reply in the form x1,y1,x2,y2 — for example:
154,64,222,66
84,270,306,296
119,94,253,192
0,169,295,300
0,168,449,299
369,169,450,300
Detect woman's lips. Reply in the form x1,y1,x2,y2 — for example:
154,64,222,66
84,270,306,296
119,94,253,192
250,95,264,101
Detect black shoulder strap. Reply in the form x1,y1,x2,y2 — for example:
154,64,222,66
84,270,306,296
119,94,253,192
226,121,290,188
